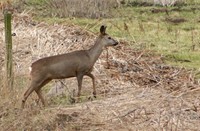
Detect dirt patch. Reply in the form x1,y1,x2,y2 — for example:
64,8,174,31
0,13,200,130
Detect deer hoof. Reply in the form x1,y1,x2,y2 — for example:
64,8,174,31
93,92,97,98
88,96,93,101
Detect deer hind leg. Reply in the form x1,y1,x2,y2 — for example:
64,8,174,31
35,79,51,107
86,73,96,98
35,89,46,107
21,83,36,109
21,78,50,109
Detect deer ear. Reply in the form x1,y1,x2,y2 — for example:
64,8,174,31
100,25,107,35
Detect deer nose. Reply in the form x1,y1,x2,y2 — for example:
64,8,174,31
114,41,118,46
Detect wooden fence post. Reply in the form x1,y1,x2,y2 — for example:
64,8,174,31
4,11,14,88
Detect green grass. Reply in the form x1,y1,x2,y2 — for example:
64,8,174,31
165,52,200,68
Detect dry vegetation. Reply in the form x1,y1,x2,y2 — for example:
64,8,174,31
46,0,119,18
15,0,120,18
1,10,200,130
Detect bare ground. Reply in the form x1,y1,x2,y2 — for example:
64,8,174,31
0,13,200,131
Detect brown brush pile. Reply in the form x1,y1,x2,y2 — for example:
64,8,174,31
0,13,200,130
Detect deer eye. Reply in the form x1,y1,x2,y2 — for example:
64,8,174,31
108,37,111,39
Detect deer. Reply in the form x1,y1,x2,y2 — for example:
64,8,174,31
21,25,118,108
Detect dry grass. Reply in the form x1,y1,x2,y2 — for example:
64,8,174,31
34,0,119,18
0,12,200,130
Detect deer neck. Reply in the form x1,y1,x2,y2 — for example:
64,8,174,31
88,37,104,65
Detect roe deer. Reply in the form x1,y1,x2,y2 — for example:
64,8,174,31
21,25,118,108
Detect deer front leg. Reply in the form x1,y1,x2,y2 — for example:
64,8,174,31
76,74,83,102
86,73,96,98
